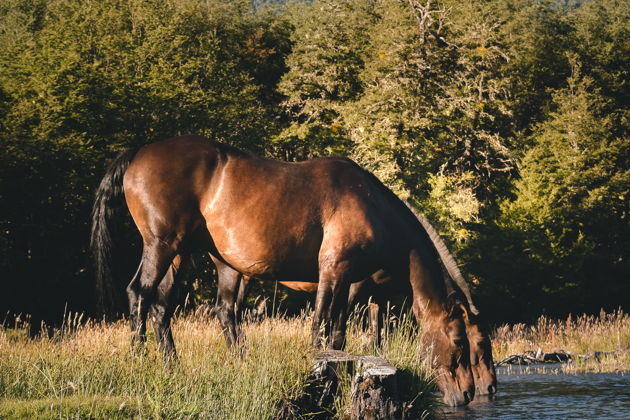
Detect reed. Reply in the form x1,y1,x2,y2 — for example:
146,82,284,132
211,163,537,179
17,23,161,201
0,306,439,419
492,309,630,372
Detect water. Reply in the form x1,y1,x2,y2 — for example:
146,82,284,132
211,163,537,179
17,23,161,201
442,365,630,419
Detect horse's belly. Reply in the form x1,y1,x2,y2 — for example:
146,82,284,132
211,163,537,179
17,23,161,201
205,219,322,281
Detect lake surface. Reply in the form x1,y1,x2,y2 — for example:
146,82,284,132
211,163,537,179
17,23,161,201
442,365,630,419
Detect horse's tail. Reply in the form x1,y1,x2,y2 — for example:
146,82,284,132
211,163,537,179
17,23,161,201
90,148,138,316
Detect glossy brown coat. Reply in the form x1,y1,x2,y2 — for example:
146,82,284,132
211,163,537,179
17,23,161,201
92,135,475,406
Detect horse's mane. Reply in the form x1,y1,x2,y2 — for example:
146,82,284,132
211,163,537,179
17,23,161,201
402,201,479,315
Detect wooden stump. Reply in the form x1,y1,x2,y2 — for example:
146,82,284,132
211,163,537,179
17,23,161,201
311,350,358,409
350,356,402,420
291,351,401,419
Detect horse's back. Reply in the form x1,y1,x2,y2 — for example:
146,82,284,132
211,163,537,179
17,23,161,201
201,150,387,279
123,135,408,280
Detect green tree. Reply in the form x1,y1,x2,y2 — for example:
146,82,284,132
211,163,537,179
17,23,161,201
273,0,374,161
496,0,575,133
492,58,629,317
571,0,630,108
0,0,291,321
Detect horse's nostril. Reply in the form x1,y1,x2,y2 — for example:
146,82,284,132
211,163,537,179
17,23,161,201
488,384,497,394
463,391,472,404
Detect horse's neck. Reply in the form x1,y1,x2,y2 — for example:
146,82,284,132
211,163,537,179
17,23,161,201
408,246,449,317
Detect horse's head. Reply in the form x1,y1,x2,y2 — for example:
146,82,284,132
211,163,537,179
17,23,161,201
462,308,497,395
425,297,475,406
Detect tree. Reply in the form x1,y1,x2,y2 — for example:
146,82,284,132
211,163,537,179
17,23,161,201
493,57,629,317
0,0,291,322
273,0,374,161
570,0,629,110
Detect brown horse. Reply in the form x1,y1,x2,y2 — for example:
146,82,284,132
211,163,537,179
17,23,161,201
91,134,475,406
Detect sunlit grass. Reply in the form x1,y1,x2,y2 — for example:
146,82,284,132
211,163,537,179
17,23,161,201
492,309,630,373
0,310,311,419
0,306,439,419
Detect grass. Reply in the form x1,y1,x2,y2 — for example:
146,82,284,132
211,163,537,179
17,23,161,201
0,307,439,419
492,309,630,372
4,308,628,419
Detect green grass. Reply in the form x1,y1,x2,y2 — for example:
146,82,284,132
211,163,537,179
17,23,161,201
0,395,141,420
6,308,627,419
0,308,439,419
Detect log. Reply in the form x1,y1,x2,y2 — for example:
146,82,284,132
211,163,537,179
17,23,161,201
496,347,630,366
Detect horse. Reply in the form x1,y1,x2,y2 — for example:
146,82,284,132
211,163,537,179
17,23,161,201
218,209,496,396
91,134,475,406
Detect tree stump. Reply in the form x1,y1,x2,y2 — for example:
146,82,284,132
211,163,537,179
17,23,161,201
294,350,402,420
278,351,402,419
311,350,358,409
350,356,402,420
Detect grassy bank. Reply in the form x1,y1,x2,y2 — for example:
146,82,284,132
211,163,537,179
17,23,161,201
492,310,630,372
6,306,626,419
0,308,438,419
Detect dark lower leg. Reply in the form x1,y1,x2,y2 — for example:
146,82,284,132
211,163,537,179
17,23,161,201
312,285,333,348
313,259,352,349
150,305,175,353
126,263,145,347
150,258,181,360
128,242,175,351
235,276,252,324
215,262,242,349
330,283,350,350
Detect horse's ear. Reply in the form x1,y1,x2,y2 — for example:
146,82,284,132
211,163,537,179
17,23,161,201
458,299,482,324
458,300,470,320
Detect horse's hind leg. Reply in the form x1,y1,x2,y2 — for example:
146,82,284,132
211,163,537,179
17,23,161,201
150,254,186,360
127,239,177,349
126,262,144,345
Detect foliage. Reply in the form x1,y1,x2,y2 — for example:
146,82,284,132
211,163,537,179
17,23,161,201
0,0,291,321
496,58,629,317
0,0,628,324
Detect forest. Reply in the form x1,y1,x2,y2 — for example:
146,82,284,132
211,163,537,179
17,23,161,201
0,0,628,326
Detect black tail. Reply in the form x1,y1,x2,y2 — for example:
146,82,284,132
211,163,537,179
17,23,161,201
90,148,138,316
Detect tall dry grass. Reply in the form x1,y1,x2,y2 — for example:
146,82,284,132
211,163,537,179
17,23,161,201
492,309,630,372
0,306,439,419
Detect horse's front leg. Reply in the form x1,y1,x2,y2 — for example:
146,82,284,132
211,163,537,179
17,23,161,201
214,259,243,349
313,258,352,350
